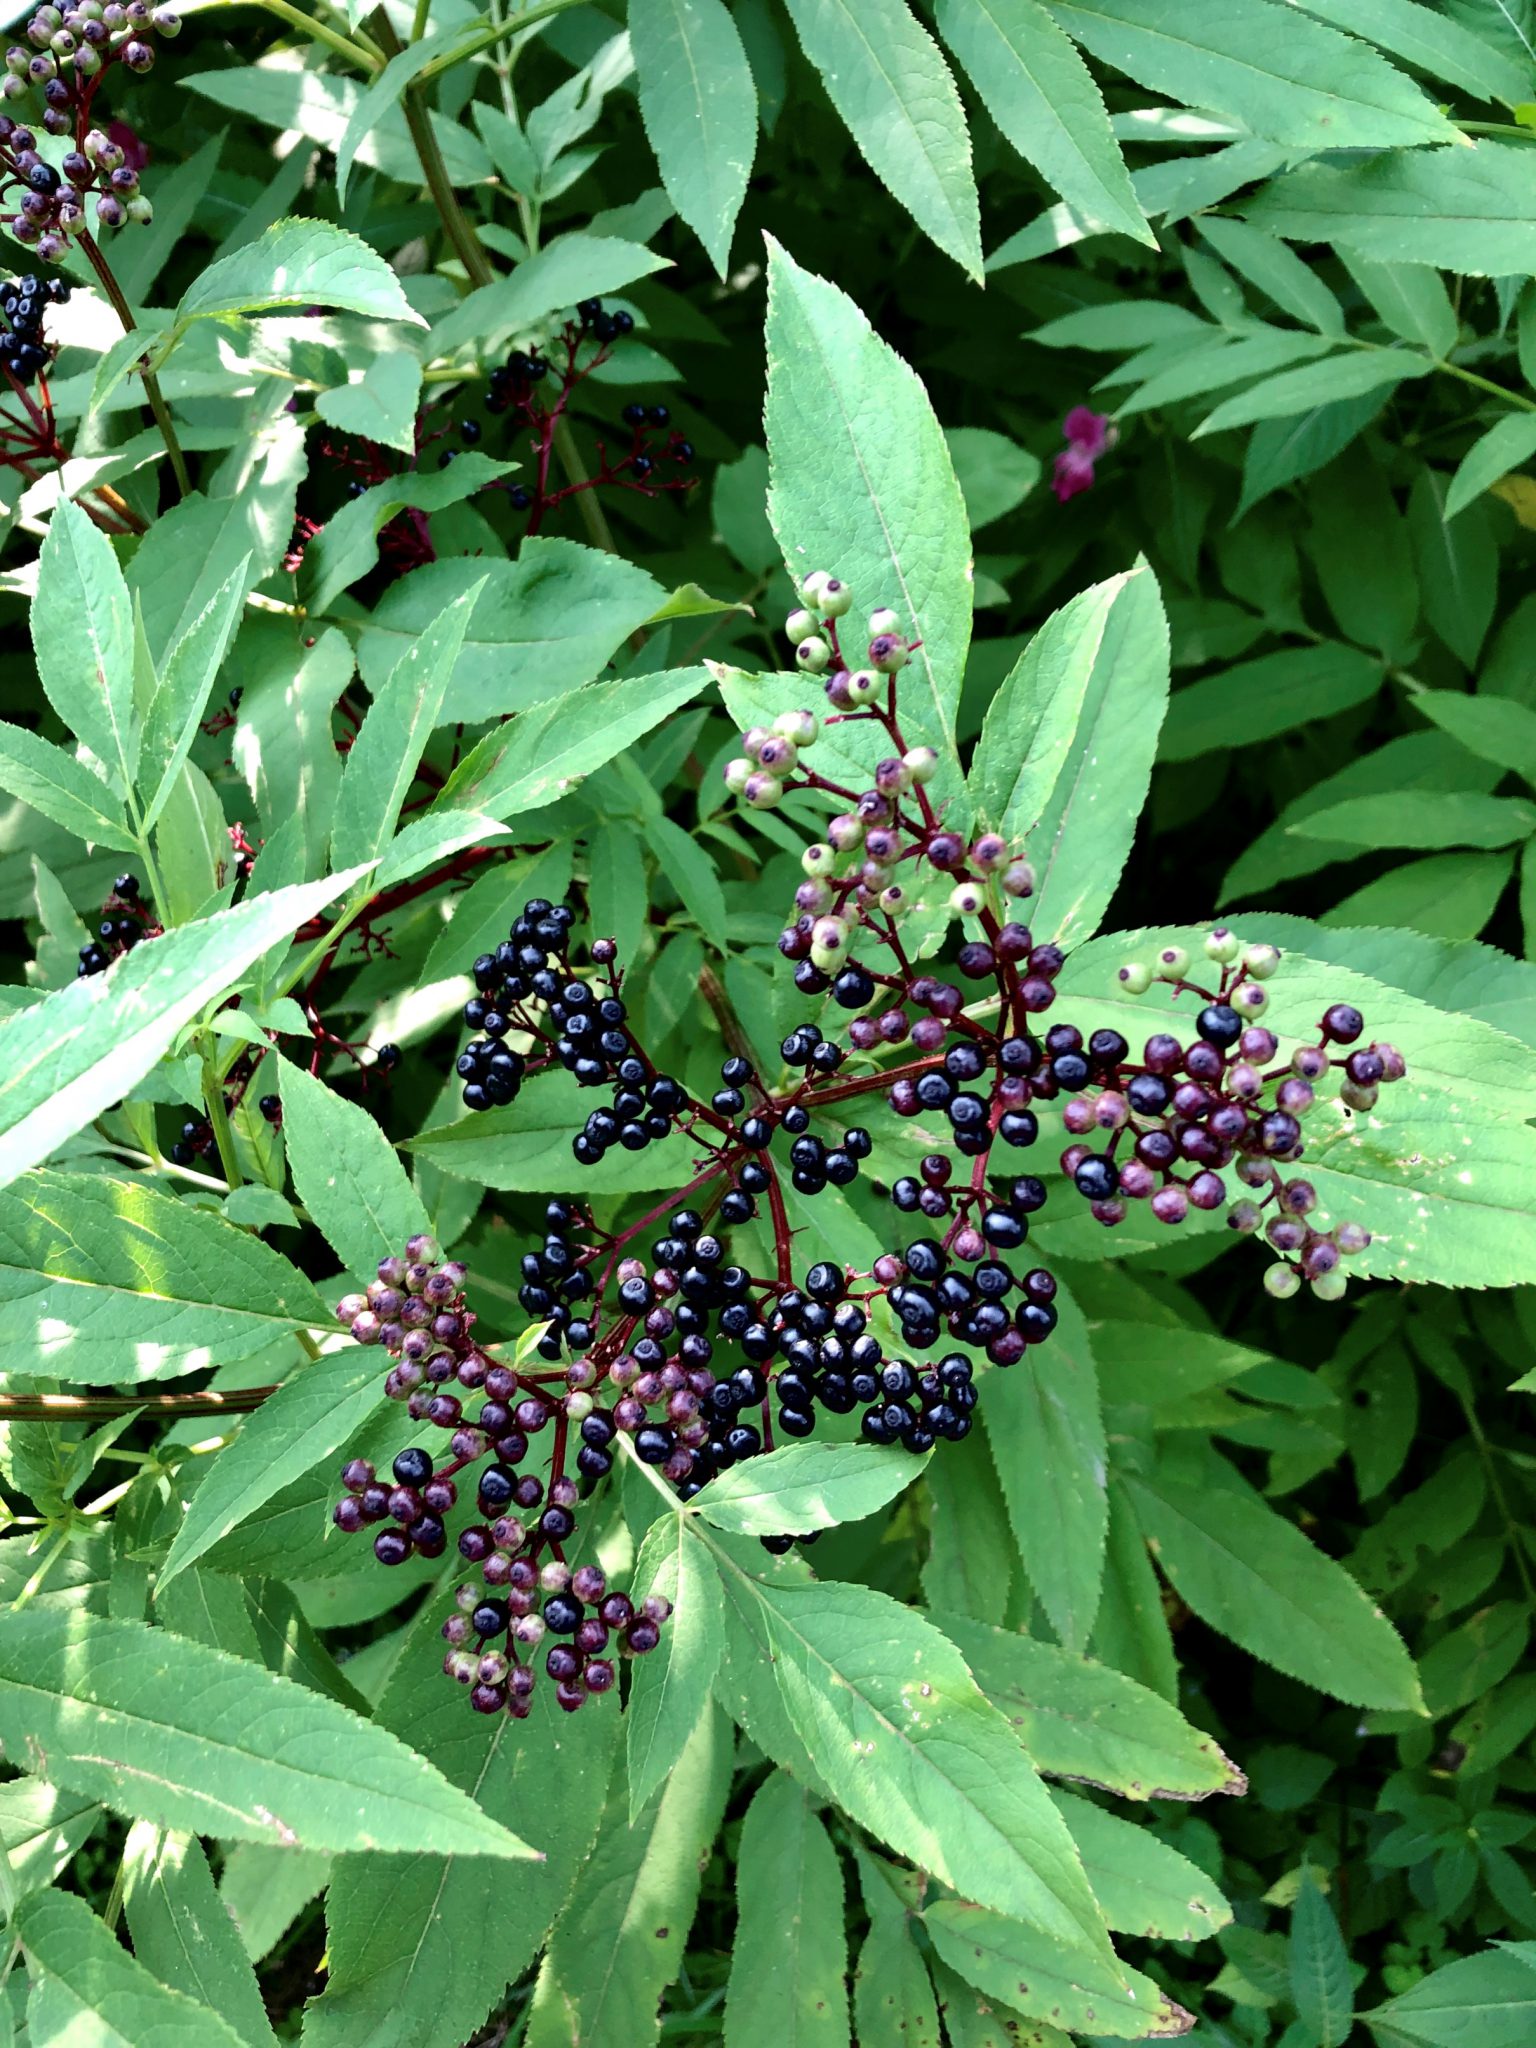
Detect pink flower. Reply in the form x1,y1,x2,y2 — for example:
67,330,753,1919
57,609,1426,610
1051,407,1116,503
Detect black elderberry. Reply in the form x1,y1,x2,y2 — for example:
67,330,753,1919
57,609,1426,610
1073,1155,1119,1201
393,1446,433,1487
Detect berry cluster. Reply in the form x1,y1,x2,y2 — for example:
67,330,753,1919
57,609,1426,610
333,576,1411,1721
1,4,176,256
331,1233,673,1716
0,269,65,383
76,869,154,977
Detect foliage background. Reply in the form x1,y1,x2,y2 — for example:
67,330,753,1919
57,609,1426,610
1,0,1536,2044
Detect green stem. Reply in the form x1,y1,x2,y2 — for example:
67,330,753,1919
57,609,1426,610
79,233,191,499
552,416,619,554
1458,1390,1536,1605
414,0,585,83
0,1388,275,1420
1433,357,1536,413
201,1055,244,1191
254,0,381,68
410,0,432,37
375,14,496,286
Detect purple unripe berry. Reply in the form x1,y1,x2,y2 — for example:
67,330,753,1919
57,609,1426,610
1321,1003,1364,1044
868,632,907,672
1292,1045,1329,1081
1150,1187,1188,1224
95,193,124,227
971,833,1008,872
332,1497,363,1532
121,35,152,66
350,1311,382,1345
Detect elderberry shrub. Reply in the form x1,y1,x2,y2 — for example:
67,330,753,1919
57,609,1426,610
334,575,1409,1721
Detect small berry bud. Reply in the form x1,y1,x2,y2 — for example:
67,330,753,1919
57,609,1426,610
786,607,815,641
1154,945,1189,982
803,843,835,877
724,756,754,795
869,606,899,635
844,668,881,705
819,577,852,617
903,746,938,784
1245,944,1282,980
1204,927,1240,964
1117,962,1152,994
795,636,831,673
800,570,830,604
949,881,984,917
775,708,819,747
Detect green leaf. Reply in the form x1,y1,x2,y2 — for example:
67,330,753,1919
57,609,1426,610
275,1057,429,1278
1417,690,1536,787
1447,414,1536,520
436,667,710,819
1362,1941,1536,2046
942,1613,1245,1800
1342,247,1460,356
1294,0,1533,104
0,1778,98,1895
631,0,756,275
852,1852,942,2048
935,0,1150,246
19,1886,249,2048
627,1513,726,1822
972,566,1159,860
1411,468,1499,664
0,1606,535,1856
1160,643,1382,762
157,1350,384,1592
925,1898,1192,2038
334,34,476,205
154,758,233,927
1193,348,1431,436
1291,1870,1354,2048
982,1283,1107,1650
0,1168,330,1385
695,1440,926,1535
780,0,981,276
306,1601,618,2048
1121,1461,1424,1710
1196,216,1344,334
1293,791,1536,849
330,583,483,873
644,812,727,939
724,1771,850,2048
315,351,424,457
232,622,351,878
944,425,1043,529
1048,0,1454,147
725,1566,1116,1960
922,1429,1015,1626
0,723,135,851
1025,559,1169,949
764,240,972,779
33,496,137,792
219,1843,330,1964
0,865,367,1191
1053,1789,1231,1940
524,1704,734,2048
138,559,250,831
1244,143,1536,276
177,216,425,327
429,235,672,365
122,1822,278,2048
356,545,665,722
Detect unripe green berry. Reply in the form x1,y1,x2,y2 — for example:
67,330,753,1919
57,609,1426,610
1336,1221,1371,1254
1117,961,1152,995
740,725,769,761
844,669,880,706
786,607,814,642
880,883,906,911
800,570,830,604
810,916,848,957
1001,859,1035,899
774,708,818,747
1245,943,1281,980
1204,926,1240,964
743,772,783,809
869,606,898,635
723,756,753,795
971,833,1008,873
1154,944,1189,983
868,633,908,673
564,1390,594,1422
903,746,938,784
803,843,835,877
795,636,830,674
1231,981,1268,1017
827,814,863,852
1264,1264,1301,1300
949,881,984,917
756,734,797,774
1227,1199,1261,1233
125,195,154,230
1339,1077,1378,1112
820,576,852,617
1311,1270,1347,1302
